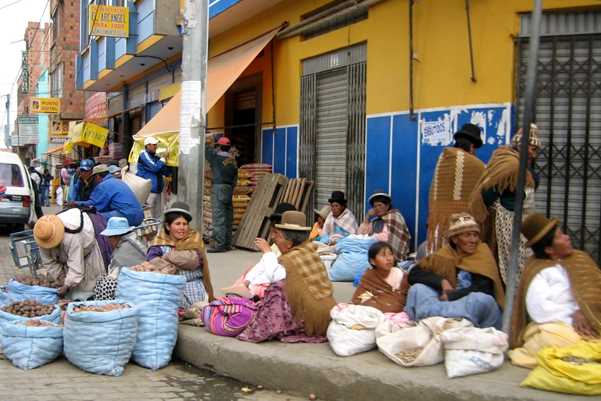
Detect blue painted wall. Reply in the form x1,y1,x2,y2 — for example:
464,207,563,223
261,126,298,179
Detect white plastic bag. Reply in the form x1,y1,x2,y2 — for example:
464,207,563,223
375,312,413,339
441,326,508,378
122,170,151,205
327,304,383,357
377,317,472,367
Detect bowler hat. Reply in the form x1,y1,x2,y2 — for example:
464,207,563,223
164,201,193,221
275,211,311,231
368,191,391,206
453,123,483,148
328,191,347,204
522,213,560,247
269,202,297,223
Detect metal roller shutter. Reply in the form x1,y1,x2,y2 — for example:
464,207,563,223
518,11,601,261
315,68,348,209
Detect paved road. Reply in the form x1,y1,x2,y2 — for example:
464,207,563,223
0,210,308,401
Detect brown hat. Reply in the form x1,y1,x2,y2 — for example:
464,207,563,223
522,213,560,247
314,205,331,220
512,123,542,149
275,211,311,231
33,215,65,249
446,212,480,239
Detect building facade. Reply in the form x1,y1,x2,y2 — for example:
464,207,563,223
76,0,601,259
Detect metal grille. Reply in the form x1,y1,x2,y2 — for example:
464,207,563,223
516,34,601,261
347,62,366,217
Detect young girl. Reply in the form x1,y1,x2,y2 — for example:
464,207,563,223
352,241,409,313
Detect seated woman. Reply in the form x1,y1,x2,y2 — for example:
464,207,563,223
310,205,330,241
352,242,409,313
320,191,358,244
238,211,336,343
146,202,214,308
404,213,504,329
358,192,411,261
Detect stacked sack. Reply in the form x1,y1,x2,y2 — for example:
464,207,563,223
232,195,251,234
237,163,272,192
203,167,213,242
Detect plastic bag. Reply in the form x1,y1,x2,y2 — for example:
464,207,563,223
116,267,185,370
6,279,59,305
441,326,508,378
374,312,413,339
329,235,375,282
327,304,384,356
63,300,138,377
522,341,601,395
376,317,472,367
1,320,63,369
122,170,151,205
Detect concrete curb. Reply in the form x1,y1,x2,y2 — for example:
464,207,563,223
176,326,588,401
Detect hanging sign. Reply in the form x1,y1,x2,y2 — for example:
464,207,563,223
69,121,109,148
30,98,60,114
89,5,129,38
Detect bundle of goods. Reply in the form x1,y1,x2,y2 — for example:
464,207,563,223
237,163,272,192
232,195,251,234
6,275,61,305
1,319,63,370
327,304,384,357
64,301,138,376
116,267,185,370
203,168,213,242
202,295,256,337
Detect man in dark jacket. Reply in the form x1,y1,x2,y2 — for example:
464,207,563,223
206,136,238,253
136,136,169,217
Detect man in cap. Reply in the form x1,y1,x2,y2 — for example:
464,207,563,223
426,123,486,254
70,158,95,202
470,124,542,284
72,164,144,226
508,213,601,368
137,136,170,218
206,135,238,253
101,216,146,274
34,210,105,300
320,191,358,244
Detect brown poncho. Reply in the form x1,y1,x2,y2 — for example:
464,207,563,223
427,148,485,253
469,146,535,224
151,228,215,301
279,242,336,336
417,243,505,307
510,250,601,348
352,268,409,313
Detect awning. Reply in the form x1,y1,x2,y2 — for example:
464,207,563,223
46,145,64,155
133,28,278,141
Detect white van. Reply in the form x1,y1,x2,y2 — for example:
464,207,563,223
0,151,37,230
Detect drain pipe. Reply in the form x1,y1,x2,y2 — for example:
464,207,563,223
465,0,477,83
277,0,386,39
409,0,415,120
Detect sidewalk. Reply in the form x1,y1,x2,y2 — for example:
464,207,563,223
177,250,593,401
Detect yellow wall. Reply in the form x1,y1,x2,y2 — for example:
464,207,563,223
208,0,601,126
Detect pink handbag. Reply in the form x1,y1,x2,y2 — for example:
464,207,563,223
202,295,256,337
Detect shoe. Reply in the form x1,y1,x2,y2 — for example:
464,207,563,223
207,247,227,253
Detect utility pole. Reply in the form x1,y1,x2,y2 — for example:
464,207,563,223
502,0,543,334
178,0,209,231
4,94,9,148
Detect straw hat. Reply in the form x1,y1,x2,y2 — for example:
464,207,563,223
314,205,331,220
33,215,65,249
522,213,560,247
446,213,480,239
275,211,311,231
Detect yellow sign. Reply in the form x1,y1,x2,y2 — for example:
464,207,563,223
31,98,60,114
89,5,129,38
69,121,109,148
51,120,69,137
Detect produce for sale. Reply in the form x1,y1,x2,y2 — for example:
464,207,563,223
130,261,177,275
2,301,55,318
14,274,62,288
72,304,131,313
20,319,60,327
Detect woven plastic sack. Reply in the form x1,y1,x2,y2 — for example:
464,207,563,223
522,341,601,395
329,235,375,282
0,304,61,332
202,295,256,337
327,304,384,356
1,320,63,369
63,300,138,377
6,279,59,305
116,267,185,370
122,171,151,205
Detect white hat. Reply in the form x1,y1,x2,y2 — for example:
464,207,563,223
144,137,159,146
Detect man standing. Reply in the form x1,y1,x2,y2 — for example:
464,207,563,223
206,136,238,253
427,123,486,253
136,136,169,218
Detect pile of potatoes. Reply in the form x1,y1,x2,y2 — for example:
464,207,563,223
14,274,61,288
131,261,177,275
72,304,130,313
2,301,54,318
20,319,59,327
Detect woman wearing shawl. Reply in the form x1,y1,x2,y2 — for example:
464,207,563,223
508,213,601,368
404,213,504,329
319,191,358,244
146,202,214,308
358,192,411,261
238,211,336,343
469,124,541,284
352,242,409,313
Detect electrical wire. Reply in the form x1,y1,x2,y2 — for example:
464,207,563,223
0,0,25,12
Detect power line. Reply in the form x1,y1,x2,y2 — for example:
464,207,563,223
0,0,25,12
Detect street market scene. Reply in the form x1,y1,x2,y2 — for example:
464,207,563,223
0,0,600,400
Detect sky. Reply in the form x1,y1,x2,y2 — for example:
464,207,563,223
0,0,50,147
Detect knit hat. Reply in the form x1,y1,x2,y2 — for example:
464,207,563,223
512,123,542,149
275,211,311,231
446,212,480,239
33,215,65,249
522,213,560,247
